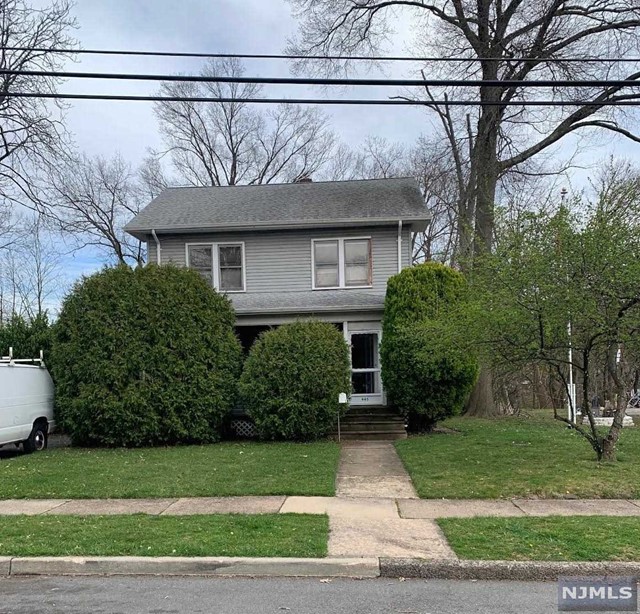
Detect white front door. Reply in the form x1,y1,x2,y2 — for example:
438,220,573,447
349,331,383,405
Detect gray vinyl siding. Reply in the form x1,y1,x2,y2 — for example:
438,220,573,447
148,225,414,294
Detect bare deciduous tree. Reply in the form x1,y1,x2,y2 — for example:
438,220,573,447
138,155,171,201
152,57,336,186
0,201,16,251
327,135,460,263
0,214,62,320
0,0,76,211
46,153,145,266
288,1,640,255
287,0,640,416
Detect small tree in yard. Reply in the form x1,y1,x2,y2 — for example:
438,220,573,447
239,320,351,441
52,265,242,447
471,167,640,461
381,262,478,431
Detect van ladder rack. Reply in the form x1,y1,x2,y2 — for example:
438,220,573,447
0,348,46,367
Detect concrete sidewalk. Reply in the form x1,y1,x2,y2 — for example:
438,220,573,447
3,496,640,518
3,496,640,560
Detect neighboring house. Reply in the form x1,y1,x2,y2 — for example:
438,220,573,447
125,177,429,409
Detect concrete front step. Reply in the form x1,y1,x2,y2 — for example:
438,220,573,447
347,405,399,416
338,431,407,441
335,406,407,440
340,422,406,433
343,417,405,425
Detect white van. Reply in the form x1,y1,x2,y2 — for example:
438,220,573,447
0,349,55,453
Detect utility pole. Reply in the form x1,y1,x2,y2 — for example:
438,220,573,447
561,187,577,423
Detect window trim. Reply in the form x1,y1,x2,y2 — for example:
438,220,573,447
311,237,372,290
185,241,246,293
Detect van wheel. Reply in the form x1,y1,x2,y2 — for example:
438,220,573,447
23,422,48,453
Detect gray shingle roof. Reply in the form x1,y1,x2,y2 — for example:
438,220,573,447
125,177,428,237
229,290,385,315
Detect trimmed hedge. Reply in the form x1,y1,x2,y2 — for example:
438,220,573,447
381,262,477,430
239,320,351,441
52,265,242,447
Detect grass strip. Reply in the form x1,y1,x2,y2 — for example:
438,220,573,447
438,516,640,561
0,513,328,558
396,412,640,499
0,441,340,499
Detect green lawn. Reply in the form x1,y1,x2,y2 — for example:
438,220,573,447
396,412,640,499
0,442,340,499
439,516,640,561
0,514,328,557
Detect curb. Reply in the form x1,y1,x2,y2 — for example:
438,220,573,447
0,558,10,576
3,556,380,578
380,558,640,581
4,556,640,580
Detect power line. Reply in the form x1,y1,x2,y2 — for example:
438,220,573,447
3,46,640,63
5,92,640,106
4,69,640,88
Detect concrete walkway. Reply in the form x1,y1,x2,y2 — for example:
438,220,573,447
335,441,418,498
329,442,437,557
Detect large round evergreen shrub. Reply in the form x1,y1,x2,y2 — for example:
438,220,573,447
52,265,242,447
381,262,477,430
239,320,351,441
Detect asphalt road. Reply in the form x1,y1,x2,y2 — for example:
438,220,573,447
0,576,563,614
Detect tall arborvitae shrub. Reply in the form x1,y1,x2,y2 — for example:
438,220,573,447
381,262,478,430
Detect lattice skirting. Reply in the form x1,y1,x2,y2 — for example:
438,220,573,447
229,418,257,439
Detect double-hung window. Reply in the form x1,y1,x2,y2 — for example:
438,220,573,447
314,240,340,288
218,245,243,291
344,239,371,286
186,242,245,292
187,245,214,286
313,238,372,289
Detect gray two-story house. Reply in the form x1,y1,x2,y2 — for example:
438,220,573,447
125,177,429,410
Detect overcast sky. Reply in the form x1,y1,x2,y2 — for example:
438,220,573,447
62,0,426,166
29,0,640,307
56,0,640,187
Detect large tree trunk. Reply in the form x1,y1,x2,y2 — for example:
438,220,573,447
464,367,501,416
455,193,475,266
465,94,502,417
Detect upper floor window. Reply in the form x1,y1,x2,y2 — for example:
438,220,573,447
313,238,372,289
218,245,243,291
188,245,214,286
186,242,245,292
